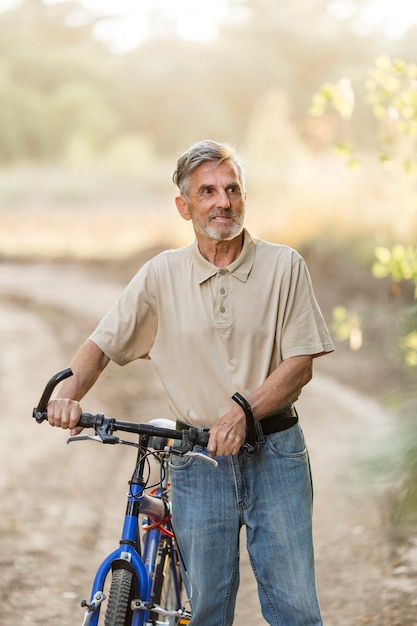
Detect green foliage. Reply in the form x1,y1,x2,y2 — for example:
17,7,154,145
331,306,362,350
366,55,417,129
50,82,121,160
309,78,355,120
332,142,360,169
389,417,417,530
372,246,417,366
0,0,396,163
311,55,417,173
373,244,417,296
309,79,361,167
401,329,417,367
311,58,417,369
311,53,417,531
366,55,417,173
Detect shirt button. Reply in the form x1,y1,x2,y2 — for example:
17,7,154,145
220,287,225,294
220,306,226,313
219,269,226,275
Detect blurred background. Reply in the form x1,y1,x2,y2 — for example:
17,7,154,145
0,0,416,256
0,0,416,623
1,0,415,419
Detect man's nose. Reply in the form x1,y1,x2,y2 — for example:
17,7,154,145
217,189,231,208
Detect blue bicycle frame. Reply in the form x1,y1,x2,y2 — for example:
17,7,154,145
81,452,182,626
32,370,212,626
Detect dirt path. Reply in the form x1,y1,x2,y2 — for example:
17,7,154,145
0,262,415,626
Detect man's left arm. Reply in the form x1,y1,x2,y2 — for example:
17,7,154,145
207,354,313,458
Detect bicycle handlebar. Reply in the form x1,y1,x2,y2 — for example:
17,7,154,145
32,369,258,454
32,369,210,447
33,367,73,419
76,411,210,447
231,392,258,455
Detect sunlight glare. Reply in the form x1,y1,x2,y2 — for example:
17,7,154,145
328,0,417,37
2,0,417,50
73,0,232,51
362,0,417,37
0,0,234,51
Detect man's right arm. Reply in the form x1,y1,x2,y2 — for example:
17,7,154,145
47,339,110,435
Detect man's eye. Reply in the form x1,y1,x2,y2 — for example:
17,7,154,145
227,186,239,194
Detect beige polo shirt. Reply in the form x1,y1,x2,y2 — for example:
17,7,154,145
90,230,334,427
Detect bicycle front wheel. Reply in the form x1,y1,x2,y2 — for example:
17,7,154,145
150,537,189,626
104,566,135,626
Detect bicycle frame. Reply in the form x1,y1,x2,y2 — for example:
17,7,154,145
81,435,182,626
32,369,218,626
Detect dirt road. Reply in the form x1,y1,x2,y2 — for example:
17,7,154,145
0,262,415,625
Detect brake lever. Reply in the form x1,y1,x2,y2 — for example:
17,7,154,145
180,450,218,467
67,426,119,445
67,433,105,444
169,447,218,467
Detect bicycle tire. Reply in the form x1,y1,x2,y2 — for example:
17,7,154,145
104,566,135,626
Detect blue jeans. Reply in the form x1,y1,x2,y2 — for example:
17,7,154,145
170,423,322,626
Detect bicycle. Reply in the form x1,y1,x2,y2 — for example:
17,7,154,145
33,368,257,626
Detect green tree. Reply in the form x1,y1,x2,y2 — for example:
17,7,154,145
0,0,414,161
0,0,120,161
310,55,417,367
310,54,417,531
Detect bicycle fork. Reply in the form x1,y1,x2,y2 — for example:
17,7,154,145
80,433,162,626
81,484,152,626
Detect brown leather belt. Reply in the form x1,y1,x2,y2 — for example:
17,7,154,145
176,405,298,437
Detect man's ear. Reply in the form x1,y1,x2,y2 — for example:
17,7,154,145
175,195,191,221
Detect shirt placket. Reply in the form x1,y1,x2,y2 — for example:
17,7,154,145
216,269,230,327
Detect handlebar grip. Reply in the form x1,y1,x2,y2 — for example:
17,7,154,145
195,430,210,447
78,413,104,429
231,392,258,455
33,410,96,427
33,368,74,422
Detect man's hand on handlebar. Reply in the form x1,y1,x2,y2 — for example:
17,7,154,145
47,398,83,436
208,406,246,458
37,370,256,457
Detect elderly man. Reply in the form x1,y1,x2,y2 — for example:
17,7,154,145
48,140,334,625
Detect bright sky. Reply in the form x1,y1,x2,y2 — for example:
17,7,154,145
90,0,239,52
328,0,417,38
1,0,417,51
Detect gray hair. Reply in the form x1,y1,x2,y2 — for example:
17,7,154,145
172,139,245,197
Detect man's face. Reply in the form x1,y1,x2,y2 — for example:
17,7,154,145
176,160,246,242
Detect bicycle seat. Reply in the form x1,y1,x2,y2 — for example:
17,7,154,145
149,418,176,451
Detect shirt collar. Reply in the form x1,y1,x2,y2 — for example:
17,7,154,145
192,229,256,284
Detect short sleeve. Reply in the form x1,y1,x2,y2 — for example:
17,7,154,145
89,261,158,365
280,255,334,359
